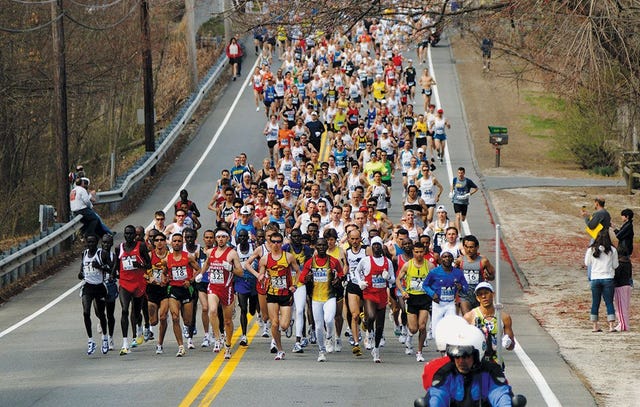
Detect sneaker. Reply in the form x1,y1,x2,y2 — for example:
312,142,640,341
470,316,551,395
176,345,186,357
183,325,189,338
292,342,304,353
101,337,109,354
192,327,197,337
309,329,317,344
364,334,372,350
371,348,381,363
394,326,402,336
399,333,406,344
274,351,285,360
129,339,138,349
317,351,327,362
262,323,270,338
134,334,144,346
187,338,195,350
143,327,151,342
405,344,414,355
256,106,260,112
156,344,163,354
325,337,334,353
300,337,309,348
224,346,231,360
284,320,293,338
348,335,356,346
416,351,425,362
335,338,342,352
380,336,386,347
270,339,278,354
147,330,154,341
212,339,221,353
201,336,211,348
108,337,114,350
352,344,362,356
87,339,96,355
345,327,352,338
427,328,433,340
239,335,248,346
232,76,236,81
119,347,129,356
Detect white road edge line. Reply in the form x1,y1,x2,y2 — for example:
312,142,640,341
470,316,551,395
0,58,260,340
428,44,562,407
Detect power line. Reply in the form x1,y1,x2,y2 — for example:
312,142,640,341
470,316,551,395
8,0,58,5
61,0,140,31
0,12,63,33
65,0,127,9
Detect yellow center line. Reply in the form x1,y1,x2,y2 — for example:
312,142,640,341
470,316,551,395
197,321,260,406
179,317,254,407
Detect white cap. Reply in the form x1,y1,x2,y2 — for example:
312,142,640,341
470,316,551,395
370,236,384,246
436,205,447,213
475,282,494,293
240,206,252,215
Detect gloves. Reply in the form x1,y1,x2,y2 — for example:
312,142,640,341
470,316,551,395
502,334,513,349
358,281,368,290
222,261,233,272
382,270,390,281
78,271,84,280
195,273,203,283
448,191,454,199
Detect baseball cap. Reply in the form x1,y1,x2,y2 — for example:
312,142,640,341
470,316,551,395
283,186,292,192
437,108,444,114
240,206,251,215
436,205,447,213
382,128,389,133
475,282,494,293
370,236,384,246
311,111,318,116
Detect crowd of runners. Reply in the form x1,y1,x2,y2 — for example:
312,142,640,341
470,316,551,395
78,15,516,372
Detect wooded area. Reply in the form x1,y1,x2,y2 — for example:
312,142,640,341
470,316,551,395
2,0,639,239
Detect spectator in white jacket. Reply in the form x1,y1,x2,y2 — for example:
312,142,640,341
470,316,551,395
584,231,618,332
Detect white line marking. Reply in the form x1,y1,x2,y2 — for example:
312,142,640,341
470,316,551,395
428,44,562,406
0,58,260,339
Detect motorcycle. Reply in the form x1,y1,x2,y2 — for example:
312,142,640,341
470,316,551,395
414,394,527,406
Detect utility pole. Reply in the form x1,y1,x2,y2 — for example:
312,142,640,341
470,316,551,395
140,0,156,169
51,0,70,223
185,0,198,90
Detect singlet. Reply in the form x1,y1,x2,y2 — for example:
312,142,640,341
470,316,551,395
149,250,168,285
441,241,461,259
433,117,446,135
346,247,366,282
81,249,105,285
400,150,413,172
266,122,279,142
275,78,286,97
306,256,340,302
472,308,501,362
418,175,437,205
166,251,192,287
372,81,385,100
356,133,369,150
403,196,423,214
414,120,427,139
207,247,235,288
371,184,388,210
266,252,292,296
431,220,450,253
253,74,264,91
460,255,485,288
279,158,294,180
235,218,256,238
118,242,146,293
333,148,348,169
347,173,363,197
405,259,429,295
364,256,391,293
379,137,393,155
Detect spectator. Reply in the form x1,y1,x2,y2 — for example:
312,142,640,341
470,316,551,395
226,37,243,81
613,209,634,332
584,231,618,332
70,177,100,238
581,196,611,237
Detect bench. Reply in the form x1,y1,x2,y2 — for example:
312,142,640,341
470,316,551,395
621,152,640,194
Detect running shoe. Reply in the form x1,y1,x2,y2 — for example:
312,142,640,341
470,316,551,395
193,327,198,337
270,339,278,354
364,334,372,350
348,336,356,346
335,338,342,352
134,334,144,346
156,344,163,354
300,337,309,348
129,340,138,349
309,329,317,344
239,335,248,346
182,325,189,338
176,345,186,357
262,323,270,338
274,351,285,360
224,346,231,360
256,107,260,112
345,327,352,338
143,327,151,342
317,351,326,362
416,351,425,362
87,339,96,355
405,343,414,355
399,333,407,344
394,325,402,336
427,327,433,340
147,330,154,341
292,342,304,353
325,337,334,353
212,340,221,353
352,344,362,356
371,348,381,363
119,346,130,356
284,319,293,338
201,336,211,348
380,336,386,347
101,337,109,354
108,336,114,350
187,338,195,350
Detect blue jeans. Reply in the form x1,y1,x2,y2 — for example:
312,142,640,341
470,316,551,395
590,278,615,322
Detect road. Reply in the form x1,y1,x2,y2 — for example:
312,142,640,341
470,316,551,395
0,39,597,406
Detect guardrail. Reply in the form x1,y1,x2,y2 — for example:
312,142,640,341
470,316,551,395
0,49,232,289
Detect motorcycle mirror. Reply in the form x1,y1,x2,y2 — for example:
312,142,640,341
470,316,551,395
413,397,428,407
512,394,527,407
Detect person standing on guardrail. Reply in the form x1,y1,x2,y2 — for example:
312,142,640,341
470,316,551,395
226,37,243,81
70,177,100,239
115,225,151,355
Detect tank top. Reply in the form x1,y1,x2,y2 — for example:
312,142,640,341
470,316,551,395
432,220,449,253
405,259,429,295
236,218,256,238
371,184,387,210
307,256,339,302
403,196,422,214
166,251,192,287
149,250,168,285
266,122,279,141
82,249,105,285
472,308,501,362
441,241,461,259
266,252,292,296
279,159,294,180
400,150,413,172
418,176,437,205
433,117,446,135
415,121,427,139
118,242,146,293
346,247,366,282
460,255,484,288
207,247,234,288
365,256,390,293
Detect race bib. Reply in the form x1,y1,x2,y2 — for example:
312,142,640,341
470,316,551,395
208,266,224,284
271,275,287,289
464,269,480,285
313,269,328,283
409,277,424,292
171,266,188,281
372,274,386,289
122,256,136,271
83,264,101,279
440,286,455,302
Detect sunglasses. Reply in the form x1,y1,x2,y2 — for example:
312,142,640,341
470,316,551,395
154,238,166,242
270,240,283,244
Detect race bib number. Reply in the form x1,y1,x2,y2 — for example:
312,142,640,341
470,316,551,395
171,266,188,281
372,274,386,289
409,277,424,292
83,264,100,279
440,286,455,302
122,256,136,271
313,268,328,283
271,275,287,289
151,268,163,284
209,266,224,284
464,269,480,285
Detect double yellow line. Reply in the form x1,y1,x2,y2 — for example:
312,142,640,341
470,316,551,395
179,317,259,406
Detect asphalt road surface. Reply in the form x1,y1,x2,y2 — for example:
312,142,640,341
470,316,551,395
0,39,597,407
